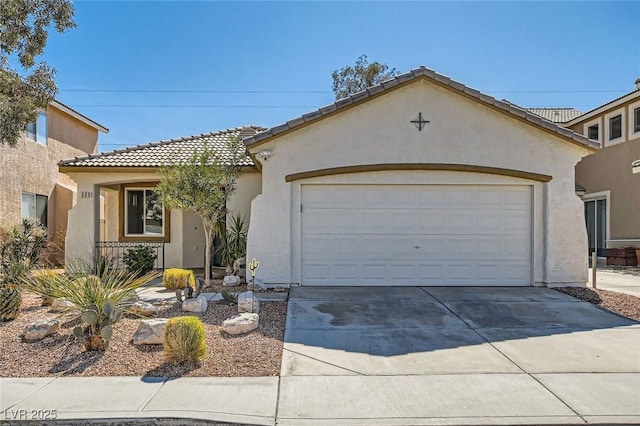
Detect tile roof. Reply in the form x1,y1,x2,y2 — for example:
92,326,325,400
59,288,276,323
243,66,599,150
569,88,640,123
526,108,584,123
59,126,265,168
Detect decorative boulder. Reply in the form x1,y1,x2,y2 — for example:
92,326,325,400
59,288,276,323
222,313,259,335
129,301,158,317
237,291,259,313
50,298,75,312
247,277,267,291
23,318,59,341
233,257,246,278
223,275,241,287
132,318,168,345
182,295,208,313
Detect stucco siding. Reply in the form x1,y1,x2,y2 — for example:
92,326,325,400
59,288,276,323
247,79,591,286
576,139,640,242
0,105,100,264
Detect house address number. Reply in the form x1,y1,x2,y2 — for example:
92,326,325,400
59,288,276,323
80,191,93,198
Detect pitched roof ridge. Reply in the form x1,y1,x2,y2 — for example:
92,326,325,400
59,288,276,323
569,88,640,122
243,65,598,150
59,125,264,166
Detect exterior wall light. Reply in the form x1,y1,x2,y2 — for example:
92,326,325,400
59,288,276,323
256,149,273,162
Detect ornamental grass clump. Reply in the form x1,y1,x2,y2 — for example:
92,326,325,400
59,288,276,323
163,316,207,364
163,268,195,290
21,259,161,350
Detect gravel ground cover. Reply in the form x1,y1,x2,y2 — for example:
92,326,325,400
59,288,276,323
0,292,286,378
554,286,640,321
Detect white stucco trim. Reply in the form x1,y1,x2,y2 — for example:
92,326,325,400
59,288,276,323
582,117,602,146
603,108,625,147
628,99,640,141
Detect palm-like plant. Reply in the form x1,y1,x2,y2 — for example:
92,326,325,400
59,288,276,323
216,214,248,271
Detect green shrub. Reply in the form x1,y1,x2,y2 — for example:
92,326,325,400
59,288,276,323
215,214,248,270
0,219,47,321
163,316,207,363
122,245,157,276
163,268,195,290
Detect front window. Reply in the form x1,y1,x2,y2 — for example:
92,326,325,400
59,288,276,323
609,114,622,140
125,189,163,236
634,107,640,133
26,112,47,145
21,192,48,227
587,124,599,140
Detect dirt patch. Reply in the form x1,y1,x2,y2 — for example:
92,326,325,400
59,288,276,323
0,292,286,378
554,286,640,322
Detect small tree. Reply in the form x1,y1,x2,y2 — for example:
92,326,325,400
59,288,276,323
331,54,400,100
1,0,76,147
155,138,244,287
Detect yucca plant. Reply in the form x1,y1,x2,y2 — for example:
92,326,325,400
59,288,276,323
22,260,161,350
215,214,248,272
163,316,207,363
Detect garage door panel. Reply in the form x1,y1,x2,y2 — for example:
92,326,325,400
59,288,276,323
301,184,532,286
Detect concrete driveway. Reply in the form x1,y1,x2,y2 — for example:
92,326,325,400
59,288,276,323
278,286,640,425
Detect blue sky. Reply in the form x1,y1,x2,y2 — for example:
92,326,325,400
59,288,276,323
43,1,639,152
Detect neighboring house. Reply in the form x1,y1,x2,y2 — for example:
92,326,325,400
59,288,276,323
61,66,598,287
565,79,640,261
0,101,108,263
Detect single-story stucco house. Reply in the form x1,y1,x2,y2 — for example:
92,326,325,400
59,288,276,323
60,66,598,287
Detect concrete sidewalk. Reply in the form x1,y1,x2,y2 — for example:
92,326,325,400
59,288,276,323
590,268,640,297
1,376,278,425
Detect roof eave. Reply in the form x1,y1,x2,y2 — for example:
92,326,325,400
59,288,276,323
50,100,109,133
565,90,640,126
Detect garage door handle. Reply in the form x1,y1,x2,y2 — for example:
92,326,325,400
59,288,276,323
414,246,420,249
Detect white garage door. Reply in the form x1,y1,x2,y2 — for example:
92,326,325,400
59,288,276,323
301,184,532,286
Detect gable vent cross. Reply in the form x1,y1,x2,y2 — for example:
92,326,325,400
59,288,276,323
411,112,430,131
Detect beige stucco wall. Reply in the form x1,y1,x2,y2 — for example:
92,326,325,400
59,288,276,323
576,139,640,245
0,105,99,264
64,169,261,269
247,79,592,286
570,94,640,248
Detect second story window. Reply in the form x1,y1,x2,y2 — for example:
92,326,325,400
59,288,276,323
26,112,47,145
588,124,599,140
609,114,622,140
634,107,640,133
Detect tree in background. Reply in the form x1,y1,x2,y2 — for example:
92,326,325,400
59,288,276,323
1,0,76,147
331,54,400,100
155,138,244,287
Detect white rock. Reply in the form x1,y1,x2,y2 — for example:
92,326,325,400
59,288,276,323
129,301,158,317
237,291,260,313
50,298,75,312
182,295,208,313
222,313,259,335
223,275,241,287
233,257,246,278
23,318,59,341
132,318,168,345
247,277,267,291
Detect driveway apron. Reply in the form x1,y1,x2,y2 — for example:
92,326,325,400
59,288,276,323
277,286,640,425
